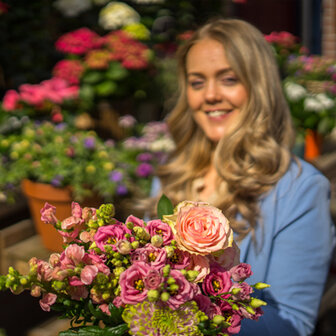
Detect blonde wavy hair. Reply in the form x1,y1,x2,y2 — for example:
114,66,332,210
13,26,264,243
154,18,296,241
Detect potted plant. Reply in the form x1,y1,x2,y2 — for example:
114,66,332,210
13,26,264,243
283,55,336,160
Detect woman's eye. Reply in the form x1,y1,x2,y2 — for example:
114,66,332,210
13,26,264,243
222,77,238,85
189,81,203,89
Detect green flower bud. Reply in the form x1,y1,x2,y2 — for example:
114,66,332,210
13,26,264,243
169,284,179,293
52,281,66,291
126,222,134,230
114,260,123,267
246,306,255,315
114,286,121,296
212,315,225,325
180,269,187,276
231,303,239,311
253,282,271,290
160,292,170,302
131,241,140,249
231,287,241,295
164,246,175,258
151,235,163,248
162,264,171,277
19,277,28,286
166,277,176,285
102,292,110,300
186,270,199,282
114,267,126,277
133,227,150,241
147,289,160,302
88,219,99,229
250,298,267,308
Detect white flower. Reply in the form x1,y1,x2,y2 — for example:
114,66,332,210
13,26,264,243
99,2,140,30
315,93,335,110
304,97,324,112
150,137,175,152
54,0,92,17
284,82,307,102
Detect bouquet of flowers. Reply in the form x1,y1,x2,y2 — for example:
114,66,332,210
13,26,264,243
0,196,268,335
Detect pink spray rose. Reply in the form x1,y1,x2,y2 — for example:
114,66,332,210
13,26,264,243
2,89,20,110
186,254,210,283
125,215,145,228
230,263,253,282
130,244,167,268
119,261,152,305
143,269,162,290
202,264,232,296
146,219,173,245
94,224,132,252
163,201,233,255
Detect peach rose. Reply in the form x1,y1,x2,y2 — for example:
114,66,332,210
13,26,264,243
163,201,233,256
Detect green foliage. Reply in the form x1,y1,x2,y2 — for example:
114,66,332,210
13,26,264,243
157,194,174,220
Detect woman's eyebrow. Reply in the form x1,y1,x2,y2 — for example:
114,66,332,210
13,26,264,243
187,67,233,77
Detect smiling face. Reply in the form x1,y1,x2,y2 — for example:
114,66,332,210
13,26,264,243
186,38,248,143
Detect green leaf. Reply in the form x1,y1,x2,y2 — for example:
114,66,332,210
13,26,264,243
95,81,117,96
82,71,105,84
157,194,174,219
106,62,128,81
79,85,95,101
58,324,128,336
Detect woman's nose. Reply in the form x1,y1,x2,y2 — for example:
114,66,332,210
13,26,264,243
204,82,221,103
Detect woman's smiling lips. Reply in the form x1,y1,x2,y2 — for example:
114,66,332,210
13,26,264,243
205,109,233,120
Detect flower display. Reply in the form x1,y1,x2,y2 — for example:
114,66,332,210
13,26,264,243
284,79,336,135
0,119,160,203
1,77,79,122
0,198,269,335
53,27,155,107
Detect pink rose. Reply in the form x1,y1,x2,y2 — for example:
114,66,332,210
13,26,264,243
39,293,57,312
226,312,242,334
40,202,58,225
230,263,253,282
71,202,82,218
168,249,191,270
163,201,233,255
230,282,253,300
131,244,167,268
146,219,173,245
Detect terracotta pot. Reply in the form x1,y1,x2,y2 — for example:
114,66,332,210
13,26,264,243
304,129,323,161
21,179,102,252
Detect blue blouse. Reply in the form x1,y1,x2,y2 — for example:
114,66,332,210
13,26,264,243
150,158,336,336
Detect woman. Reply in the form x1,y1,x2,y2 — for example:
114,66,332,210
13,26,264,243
149,18,335,335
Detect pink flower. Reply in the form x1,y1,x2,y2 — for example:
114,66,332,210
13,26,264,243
94,224,132,252
71,202,83,218
99,304,111,316
230,263,253,282
168,249,191,270
125,215,145,227
230,282,253,301
144,269,162,290
186,254,210,282
39,293,57,312
119,261,151,304
226,312,242,334
113,296,124,308
202,264,232,296
52,59,84,85
61,215,82,230
64,244,85,265
210,240,240,270
146,219,173,246
130,244,167,268
81,265,98,285
55,27,103,55
165,269,194,310
68,284,89,301
40,202,58,225
2,89,20,111
164,201,233,256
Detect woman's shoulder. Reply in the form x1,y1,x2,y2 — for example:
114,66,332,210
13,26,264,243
276,157,330,193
